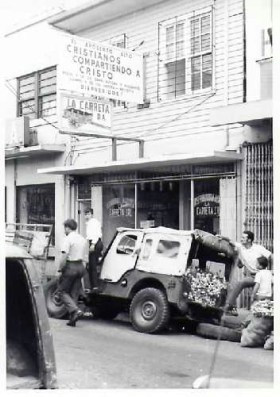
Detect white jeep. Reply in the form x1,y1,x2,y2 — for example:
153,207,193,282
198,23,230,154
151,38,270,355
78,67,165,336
45,227,235,334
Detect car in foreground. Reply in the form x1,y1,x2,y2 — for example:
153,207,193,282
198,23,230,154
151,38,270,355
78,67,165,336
6,243,57,389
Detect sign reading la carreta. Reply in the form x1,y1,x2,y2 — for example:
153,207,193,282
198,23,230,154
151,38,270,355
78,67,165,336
58,33,144,103
59,93,112,133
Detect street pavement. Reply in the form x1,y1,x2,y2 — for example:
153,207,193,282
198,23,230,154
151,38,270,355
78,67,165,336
49,315,274,389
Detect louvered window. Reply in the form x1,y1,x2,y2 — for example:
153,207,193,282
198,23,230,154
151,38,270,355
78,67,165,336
18,66,56,119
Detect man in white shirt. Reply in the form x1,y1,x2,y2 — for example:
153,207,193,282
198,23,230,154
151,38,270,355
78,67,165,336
225,230,272,315
85,208,103,291
58,218,88,326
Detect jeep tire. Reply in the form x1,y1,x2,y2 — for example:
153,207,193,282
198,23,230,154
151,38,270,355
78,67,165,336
130,288,170,334
44,279,68,319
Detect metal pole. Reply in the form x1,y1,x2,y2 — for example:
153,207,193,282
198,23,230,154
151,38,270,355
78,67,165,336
191,179,194,229
112,138,117,161
134,183,138,228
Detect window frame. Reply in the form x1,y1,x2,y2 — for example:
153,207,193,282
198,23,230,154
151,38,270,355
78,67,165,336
16,183,56,246
189,10,213,92
158,6,214,101
17,66,57,119
107,34,128,110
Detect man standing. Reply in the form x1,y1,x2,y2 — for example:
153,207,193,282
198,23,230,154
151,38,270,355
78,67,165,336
85,208,103,291
225,230,272,315
58,219,87,327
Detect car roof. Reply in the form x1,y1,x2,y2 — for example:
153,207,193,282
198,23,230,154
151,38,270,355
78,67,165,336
117,226,193,236
5,242,33,259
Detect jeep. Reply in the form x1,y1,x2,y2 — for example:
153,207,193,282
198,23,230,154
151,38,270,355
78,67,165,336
44,227,235,334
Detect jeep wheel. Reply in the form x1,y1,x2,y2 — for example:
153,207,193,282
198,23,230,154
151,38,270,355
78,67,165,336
130,288,170,333
44,279,68,319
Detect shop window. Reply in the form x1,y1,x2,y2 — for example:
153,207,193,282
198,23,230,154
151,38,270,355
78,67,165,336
158,8,213,101
137,181,179,230
16,184,55,244
155,240,180,259
103,184,135,247
194,179,219,235
17,66,56,119
116,235,137,255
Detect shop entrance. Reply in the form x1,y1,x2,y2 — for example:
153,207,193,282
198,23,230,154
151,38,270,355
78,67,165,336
77,200,91,238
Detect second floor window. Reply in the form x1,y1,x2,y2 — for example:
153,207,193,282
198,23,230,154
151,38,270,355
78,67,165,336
190,12,212,91
158,8,213,101
17,66,56,119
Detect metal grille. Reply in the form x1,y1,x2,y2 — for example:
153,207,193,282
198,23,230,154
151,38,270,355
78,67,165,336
243,141,273,252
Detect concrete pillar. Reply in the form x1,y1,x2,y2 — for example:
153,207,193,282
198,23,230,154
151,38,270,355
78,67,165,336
92,186,103,224
5,161,16,224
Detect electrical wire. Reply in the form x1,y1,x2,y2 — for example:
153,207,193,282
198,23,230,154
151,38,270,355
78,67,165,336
5,80,60,131
5,76,217,161
70,91,217,160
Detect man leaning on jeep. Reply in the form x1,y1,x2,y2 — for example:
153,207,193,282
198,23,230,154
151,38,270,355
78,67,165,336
225,230,272,316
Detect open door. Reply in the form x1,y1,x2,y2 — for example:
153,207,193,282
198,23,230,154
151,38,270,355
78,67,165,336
100,230,143,282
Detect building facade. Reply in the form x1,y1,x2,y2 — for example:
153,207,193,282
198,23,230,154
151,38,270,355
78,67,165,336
5,0,273,274
4,11,70,274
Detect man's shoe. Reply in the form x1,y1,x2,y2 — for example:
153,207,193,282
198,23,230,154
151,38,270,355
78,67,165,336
66,310,83,326
71,309,83,324
224,306,238,317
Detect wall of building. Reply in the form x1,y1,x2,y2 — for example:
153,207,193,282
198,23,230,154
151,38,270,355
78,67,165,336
67,0,246,164
4,18,72,269
245,0,272,102
5,155,66,261
4,21,70,149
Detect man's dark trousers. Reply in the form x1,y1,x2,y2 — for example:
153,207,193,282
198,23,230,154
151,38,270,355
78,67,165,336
58,261,86,315
88,238,103,289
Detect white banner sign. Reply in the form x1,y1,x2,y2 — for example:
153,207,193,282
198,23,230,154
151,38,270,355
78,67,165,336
59,94,112,134
58,33,144,103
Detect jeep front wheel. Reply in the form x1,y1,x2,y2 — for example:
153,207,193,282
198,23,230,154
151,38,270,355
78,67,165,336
130,288,170,333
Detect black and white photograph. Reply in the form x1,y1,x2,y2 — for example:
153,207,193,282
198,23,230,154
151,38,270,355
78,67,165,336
1,0,277,391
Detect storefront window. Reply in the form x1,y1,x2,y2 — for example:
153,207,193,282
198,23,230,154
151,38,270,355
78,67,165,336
102,184,135,247
137,181,179,229
194,179,219,234
16,184,55,244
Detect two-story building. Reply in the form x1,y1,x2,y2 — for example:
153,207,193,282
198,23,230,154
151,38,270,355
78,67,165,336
4,9,70,273
5,0,273,271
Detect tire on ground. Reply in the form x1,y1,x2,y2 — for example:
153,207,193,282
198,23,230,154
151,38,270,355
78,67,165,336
196,322,241,342
43,279,68,319
220,315,243,329
130,287,170,334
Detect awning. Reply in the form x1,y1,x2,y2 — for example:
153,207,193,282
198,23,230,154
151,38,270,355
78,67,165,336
5,144,65,160
48,0,166,34
210,99,272,127
38,150,243,176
